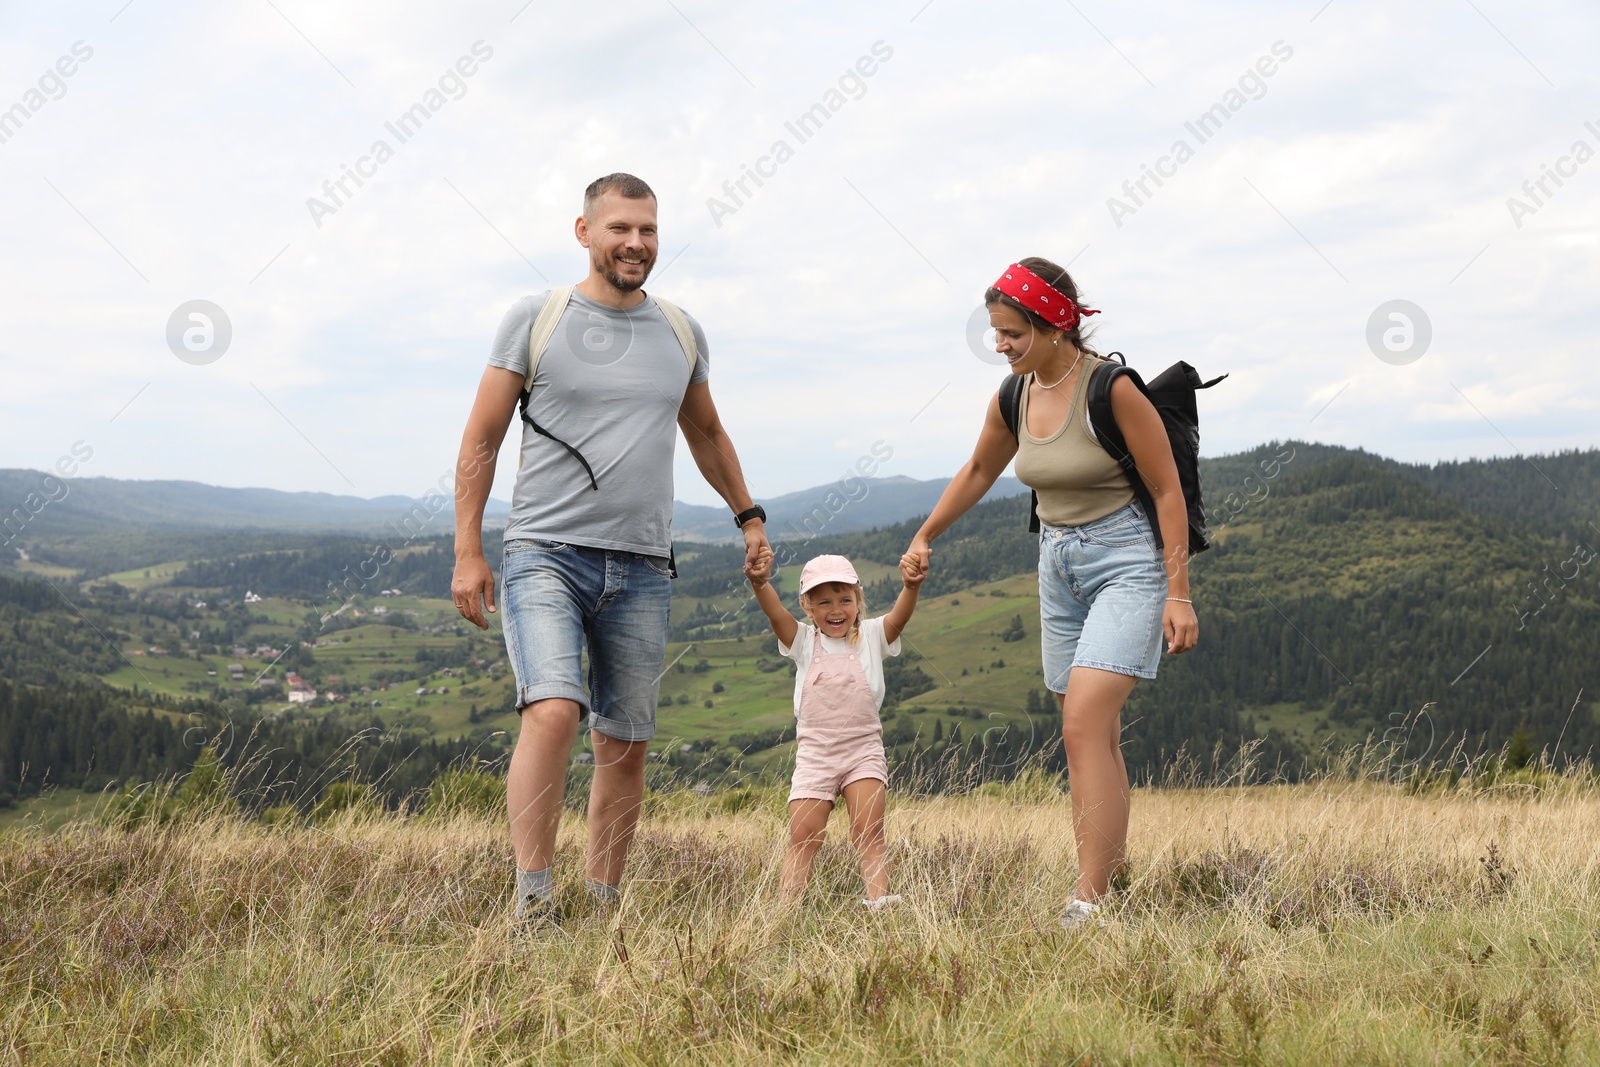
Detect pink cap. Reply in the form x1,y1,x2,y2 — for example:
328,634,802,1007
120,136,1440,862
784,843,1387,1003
799,554,860,595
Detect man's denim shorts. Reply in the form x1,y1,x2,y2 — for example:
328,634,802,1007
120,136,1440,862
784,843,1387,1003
499,538,672,742
1037,501,1168,690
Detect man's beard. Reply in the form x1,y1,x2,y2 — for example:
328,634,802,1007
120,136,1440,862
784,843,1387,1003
600,251,653,292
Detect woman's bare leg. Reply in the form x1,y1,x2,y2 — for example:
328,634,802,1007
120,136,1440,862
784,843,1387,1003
1058,666,1137,901
780,799,833,900
841,778,890,900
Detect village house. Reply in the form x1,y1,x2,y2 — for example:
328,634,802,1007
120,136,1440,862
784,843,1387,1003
286,673,316,704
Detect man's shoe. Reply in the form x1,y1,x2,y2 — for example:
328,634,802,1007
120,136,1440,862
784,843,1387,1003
516,897,564,930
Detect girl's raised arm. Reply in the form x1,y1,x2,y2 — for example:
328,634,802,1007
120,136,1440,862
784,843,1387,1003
882,559,926,645
746,550,800,649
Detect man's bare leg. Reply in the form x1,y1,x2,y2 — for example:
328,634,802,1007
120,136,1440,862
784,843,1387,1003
584,732,650,887
507,698,581,872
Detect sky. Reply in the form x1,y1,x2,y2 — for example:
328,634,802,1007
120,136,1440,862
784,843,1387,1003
1,0,1596,508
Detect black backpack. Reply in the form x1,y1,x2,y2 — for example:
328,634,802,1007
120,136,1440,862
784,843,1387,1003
998,353,1226,553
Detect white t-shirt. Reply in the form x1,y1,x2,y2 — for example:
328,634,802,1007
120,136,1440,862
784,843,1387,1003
778,616,902,716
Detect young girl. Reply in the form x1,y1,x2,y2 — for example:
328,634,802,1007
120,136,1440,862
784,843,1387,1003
745,550,923,908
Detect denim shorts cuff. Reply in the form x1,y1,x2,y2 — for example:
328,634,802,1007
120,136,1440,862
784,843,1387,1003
589,715,656,743
1072,658,1159,681
515,682,591,713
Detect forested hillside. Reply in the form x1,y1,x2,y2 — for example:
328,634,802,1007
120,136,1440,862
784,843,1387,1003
1,443,1595,805
0,680,488,811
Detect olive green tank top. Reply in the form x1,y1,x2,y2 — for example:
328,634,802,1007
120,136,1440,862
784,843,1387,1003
1012,358,1134,528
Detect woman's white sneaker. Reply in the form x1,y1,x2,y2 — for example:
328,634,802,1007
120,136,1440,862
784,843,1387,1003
862,894,903,912
1059,899,1106,931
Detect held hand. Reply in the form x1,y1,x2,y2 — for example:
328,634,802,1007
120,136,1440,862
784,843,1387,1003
898,554,927,589
1163,600,1198,655
452,556,497,630
745,545,774,585
742,520,770,576
902,536,932,584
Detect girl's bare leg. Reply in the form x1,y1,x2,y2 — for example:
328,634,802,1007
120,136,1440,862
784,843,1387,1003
781,799,833,900
1058,666,1137,901
841,778,890,900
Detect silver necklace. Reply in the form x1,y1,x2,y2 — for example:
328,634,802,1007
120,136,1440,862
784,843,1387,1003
1033,350,1084,390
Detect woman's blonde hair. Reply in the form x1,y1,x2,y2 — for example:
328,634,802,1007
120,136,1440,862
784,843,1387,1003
799,582,867,647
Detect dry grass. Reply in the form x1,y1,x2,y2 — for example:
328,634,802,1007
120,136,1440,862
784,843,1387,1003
3,775,1599,1065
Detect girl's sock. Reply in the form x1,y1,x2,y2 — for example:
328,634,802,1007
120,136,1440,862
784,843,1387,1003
585,879,621,904
861,894,903,911
515,867,554,915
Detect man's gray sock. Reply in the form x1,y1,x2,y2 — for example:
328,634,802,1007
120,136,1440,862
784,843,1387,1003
585,879,621,904
516,868,554,915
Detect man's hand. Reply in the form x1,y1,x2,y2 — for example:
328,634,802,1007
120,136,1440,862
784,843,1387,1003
742,520,770,577
745,544,774,587
452,555,497,630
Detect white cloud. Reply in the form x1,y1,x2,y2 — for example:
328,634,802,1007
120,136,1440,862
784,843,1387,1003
1,0,1596,507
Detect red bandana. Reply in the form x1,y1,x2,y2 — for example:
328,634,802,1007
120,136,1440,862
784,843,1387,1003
991,263,1100,330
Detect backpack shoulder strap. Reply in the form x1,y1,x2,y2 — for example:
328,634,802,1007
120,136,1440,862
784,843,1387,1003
1086,358,1147,471
998,373,1025,439
649,294,699,378
1086,356,1164,548
524,285,575,394
995,374,1042,533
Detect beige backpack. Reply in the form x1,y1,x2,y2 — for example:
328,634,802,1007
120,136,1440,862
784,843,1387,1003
517,285,699,487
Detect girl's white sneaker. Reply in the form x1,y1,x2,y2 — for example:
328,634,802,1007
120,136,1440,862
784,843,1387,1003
861,894,903,912
1059,899,1106,931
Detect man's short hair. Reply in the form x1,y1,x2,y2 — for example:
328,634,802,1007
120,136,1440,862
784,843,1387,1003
583,173,656,217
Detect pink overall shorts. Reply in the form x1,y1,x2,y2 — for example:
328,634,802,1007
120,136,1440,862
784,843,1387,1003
789,628,889,803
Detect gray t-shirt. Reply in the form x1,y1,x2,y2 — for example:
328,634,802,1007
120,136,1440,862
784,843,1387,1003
487,289,710,556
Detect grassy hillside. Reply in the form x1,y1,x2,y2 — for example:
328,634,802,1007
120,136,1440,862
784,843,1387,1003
3,774,1596,1064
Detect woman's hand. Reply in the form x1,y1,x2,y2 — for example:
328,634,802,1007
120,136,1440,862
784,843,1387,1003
901,536,932,584
899,552,927,589
1163,599,1198,655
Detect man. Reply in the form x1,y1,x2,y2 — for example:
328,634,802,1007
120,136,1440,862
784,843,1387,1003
450,173,769,921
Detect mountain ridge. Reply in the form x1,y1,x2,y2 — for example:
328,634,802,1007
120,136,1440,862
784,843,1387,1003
5,442,1598,550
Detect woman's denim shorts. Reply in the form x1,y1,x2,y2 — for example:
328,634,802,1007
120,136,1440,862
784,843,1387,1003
1037,501,1168,690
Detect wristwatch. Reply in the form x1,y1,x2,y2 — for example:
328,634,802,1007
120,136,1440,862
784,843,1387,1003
734,505,767,528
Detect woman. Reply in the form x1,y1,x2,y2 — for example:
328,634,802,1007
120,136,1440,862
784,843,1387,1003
901,258,1197,929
